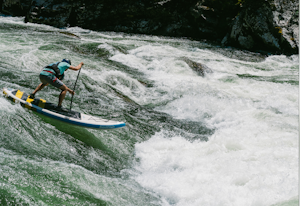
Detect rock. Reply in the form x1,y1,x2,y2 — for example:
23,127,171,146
1,0,31,16
237,35,254,50
272,0,299,52
1,0,298,55
224,0,298,54
180,57,213,77
58,31,80,39
190,0,238,40
227,3,278,51
24,0,78,28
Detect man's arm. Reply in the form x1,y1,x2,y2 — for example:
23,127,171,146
68,62,84,71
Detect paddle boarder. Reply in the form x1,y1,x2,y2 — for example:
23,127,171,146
29,59,84,110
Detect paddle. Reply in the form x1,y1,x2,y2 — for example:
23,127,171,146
69,67,82,111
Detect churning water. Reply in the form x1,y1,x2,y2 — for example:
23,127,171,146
0,16,298,206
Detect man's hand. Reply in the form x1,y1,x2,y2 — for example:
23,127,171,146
68,89,75,95
69,62,84,71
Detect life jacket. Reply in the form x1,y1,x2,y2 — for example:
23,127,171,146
44,62,64,80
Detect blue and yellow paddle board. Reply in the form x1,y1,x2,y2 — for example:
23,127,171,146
2,88,126,129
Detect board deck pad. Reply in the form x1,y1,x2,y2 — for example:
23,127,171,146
3,88,126,129
11,89,81,119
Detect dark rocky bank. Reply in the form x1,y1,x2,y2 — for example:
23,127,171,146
1,0,299,55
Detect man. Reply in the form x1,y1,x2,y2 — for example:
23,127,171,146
30,59,84,110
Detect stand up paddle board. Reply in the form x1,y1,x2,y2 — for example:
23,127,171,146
2,88,126,129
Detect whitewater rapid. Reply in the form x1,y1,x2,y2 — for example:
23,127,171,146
111,44,298,205
0,16,298,206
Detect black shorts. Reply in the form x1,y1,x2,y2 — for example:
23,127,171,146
39,74,64,89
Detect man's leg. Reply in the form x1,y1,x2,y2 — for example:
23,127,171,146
30,83,48,98
58,84,74,107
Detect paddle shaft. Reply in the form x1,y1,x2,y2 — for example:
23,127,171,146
69,68,81,111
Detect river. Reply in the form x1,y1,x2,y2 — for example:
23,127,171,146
0,16,298,206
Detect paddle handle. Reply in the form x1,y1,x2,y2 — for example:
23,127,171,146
69,68,82,111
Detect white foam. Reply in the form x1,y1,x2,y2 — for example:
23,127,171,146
133,128,297,206
122,44,298,205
